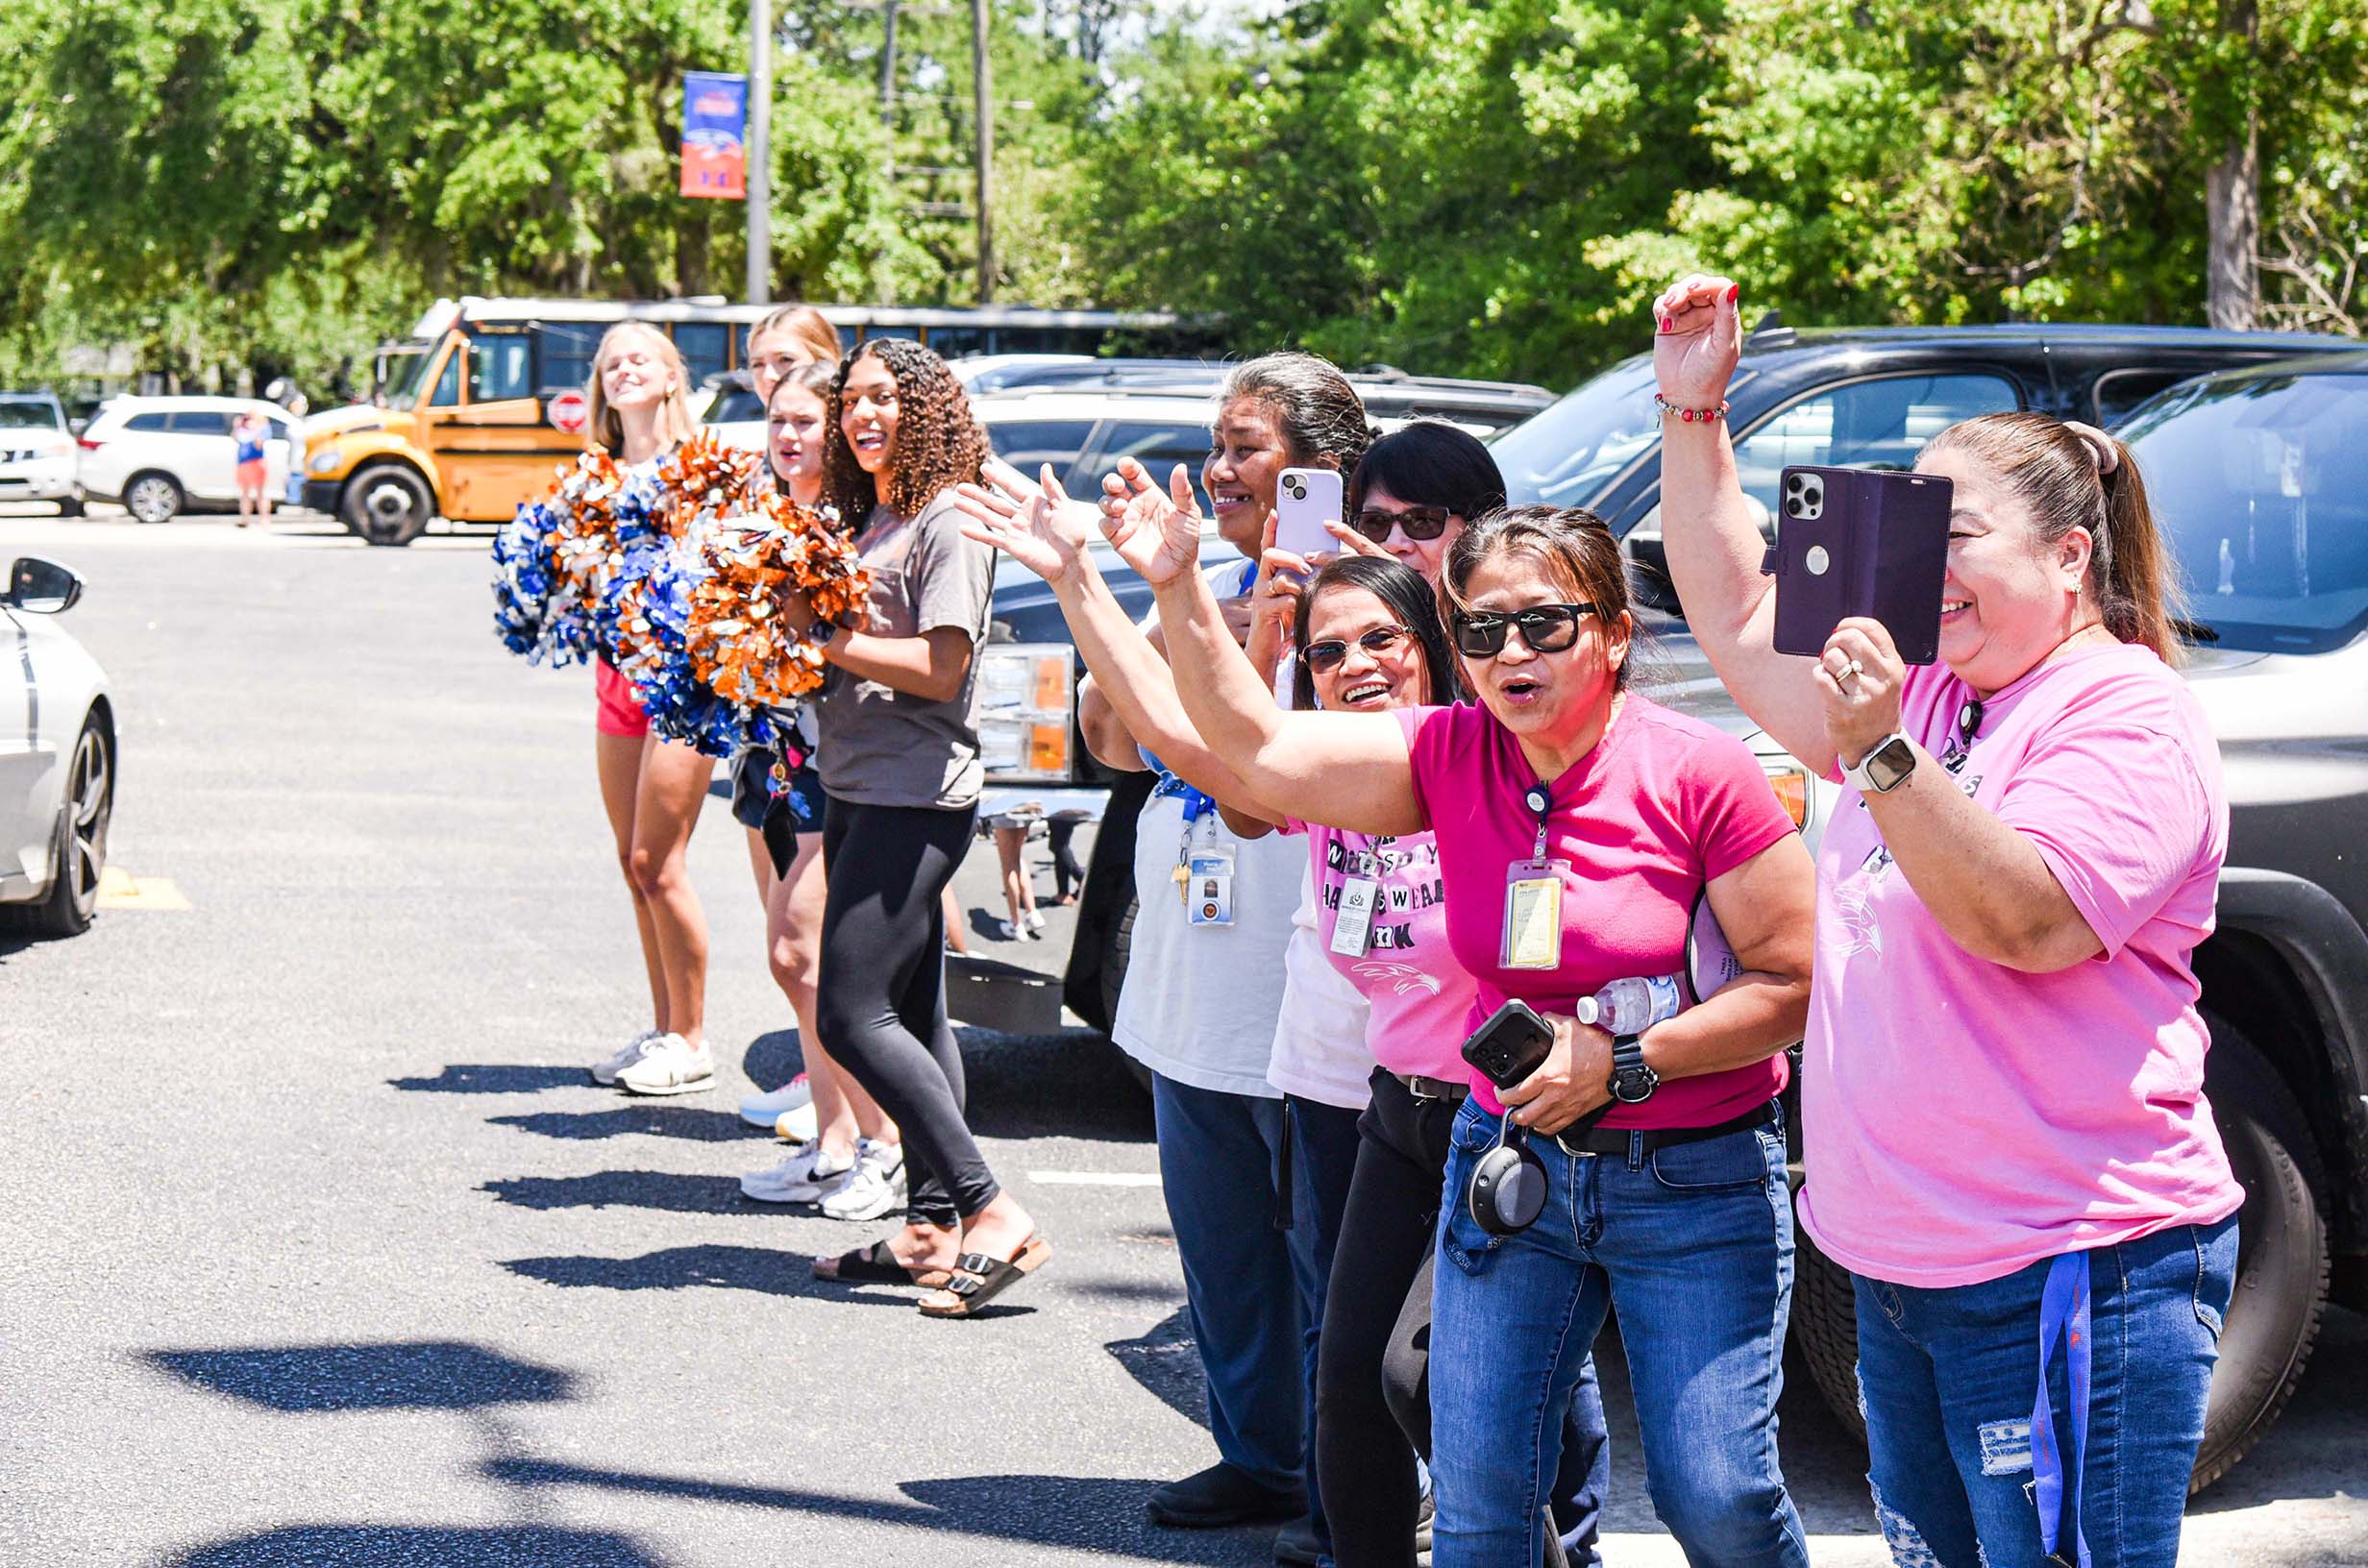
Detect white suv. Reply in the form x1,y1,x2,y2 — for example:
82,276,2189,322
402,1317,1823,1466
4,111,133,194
77,395,299,524
0,393,83,516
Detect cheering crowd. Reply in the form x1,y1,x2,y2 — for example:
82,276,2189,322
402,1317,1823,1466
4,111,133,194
496,275,2244,1568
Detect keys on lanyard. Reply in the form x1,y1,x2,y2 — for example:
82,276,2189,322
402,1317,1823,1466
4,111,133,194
1171,789,1236,927
1501,780,1564,970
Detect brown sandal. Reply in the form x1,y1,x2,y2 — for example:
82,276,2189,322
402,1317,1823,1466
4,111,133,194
917,1235,1052,1318
813,1241,952,1290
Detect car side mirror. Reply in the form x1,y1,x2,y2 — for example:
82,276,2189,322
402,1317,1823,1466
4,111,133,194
5,556,85,614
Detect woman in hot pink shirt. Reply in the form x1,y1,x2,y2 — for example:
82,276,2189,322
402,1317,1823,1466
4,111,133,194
1655,272,2242,1568
1102,464,1819,1568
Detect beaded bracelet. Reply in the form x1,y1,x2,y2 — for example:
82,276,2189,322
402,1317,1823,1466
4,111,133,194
1653,392,1730,424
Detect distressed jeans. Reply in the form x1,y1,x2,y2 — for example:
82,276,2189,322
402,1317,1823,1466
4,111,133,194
1430,1100,1808,1568
1852,1213,2238,1568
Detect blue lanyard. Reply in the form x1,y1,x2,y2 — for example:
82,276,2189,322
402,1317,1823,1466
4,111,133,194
2032,1251,2092,1568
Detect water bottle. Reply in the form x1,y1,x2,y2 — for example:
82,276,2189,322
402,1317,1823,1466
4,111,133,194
1572,972,1684,1035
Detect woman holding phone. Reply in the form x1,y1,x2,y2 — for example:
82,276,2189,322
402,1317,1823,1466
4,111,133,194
1654,274,2240,1568
1090,462,1818,1568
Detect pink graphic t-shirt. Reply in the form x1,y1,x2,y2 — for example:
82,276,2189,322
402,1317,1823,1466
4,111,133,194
1395,696,1799,1125
1280,821,1473,1082
1797,642,2244,1288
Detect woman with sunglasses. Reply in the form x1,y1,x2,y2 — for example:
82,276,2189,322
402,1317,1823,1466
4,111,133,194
1098,466,1818,1567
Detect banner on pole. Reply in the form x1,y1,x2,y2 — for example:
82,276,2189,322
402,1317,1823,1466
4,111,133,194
680,72,749,200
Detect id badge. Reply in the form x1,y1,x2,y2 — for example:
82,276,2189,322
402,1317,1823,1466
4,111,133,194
1187,844,1237,927
1500,858,1564,969
1330,876,1381,957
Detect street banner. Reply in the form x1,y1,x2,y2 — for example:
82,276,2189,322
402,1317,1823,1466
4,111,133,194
680,72,749,200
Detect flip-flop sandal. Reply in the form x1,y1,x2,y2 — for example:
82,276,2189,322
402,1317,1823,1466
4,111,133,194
813,1241,951,1290
917,1236,1052,1319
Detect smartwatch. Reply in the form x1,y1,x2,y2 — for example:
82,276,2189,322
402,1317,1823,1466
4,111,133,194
809,617,841,649
1609,1037,1659,1105
1841,731,1916,796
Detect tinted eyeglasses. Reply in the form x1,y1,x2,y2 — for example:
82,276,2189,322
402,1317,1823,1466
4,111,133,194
1352,505,1456,543
1450,602,1599,657
1301,625,1413,674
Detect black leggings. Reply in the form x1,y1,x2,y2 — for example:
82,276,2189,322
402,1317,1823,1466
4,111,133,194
817,796,994,1229
1319,1068,1608,1568
1048,818,1084,900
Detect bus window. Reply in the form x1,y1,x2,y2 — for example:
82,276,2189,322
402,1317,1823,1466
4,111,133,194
929,327,991,359
536,322,604,395
469,333,534,404
429,350,462,407
863,325,924,344
674,323,731,384
836,326,858,353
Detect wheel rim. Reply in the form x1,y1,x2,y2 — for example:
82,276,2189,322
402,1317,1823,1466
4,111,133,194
127,478,177,524
360,480,416,529
65,724,109,915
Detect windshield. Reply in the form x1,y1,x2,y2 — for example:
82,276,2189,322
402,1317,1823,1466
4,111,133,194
0,400,62,430
2121,370,2368,655
378,344,434,406
1492,355,1734,510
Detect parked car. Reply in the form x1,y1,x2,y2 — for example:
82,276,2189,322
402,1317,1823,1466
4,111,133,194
76,395,299,524
0,392,84,516
0,556,113,937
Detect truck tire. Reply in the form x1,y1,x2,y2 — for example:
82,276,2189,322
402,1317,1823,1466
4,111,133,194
1788,1011,2331,1495
2190,1010,2329,1490
342,464,434,547
1097,894,1152,1095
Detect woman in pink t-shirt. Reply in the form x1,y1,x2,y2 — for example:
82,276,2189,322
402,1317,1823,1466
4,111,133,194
1096,466,1819,1568
1654,273,2242,1568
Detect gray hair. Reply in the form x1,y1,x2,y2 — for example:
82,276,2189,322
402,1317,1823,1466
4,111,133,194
1219,352,1375,472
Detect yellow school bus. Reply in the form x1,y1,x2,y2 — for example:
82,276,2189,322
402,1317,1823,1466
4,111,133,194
300,296,1189,546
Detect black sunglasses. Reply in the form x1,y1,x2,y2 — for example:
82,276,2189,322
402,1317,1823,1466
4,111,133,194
1351,505,1456,544
1450,602,1599,657
1301,624,1413,674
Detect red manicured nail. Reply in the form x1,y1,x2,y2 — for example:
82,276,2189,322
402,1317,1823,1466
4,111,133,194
1725,282,1740,304
1659,317,1672,333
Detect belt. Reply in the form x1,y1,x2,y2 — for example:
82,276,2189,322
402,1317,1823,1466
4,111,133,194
1546,1099,1779,1158
1394,1072,1469,1103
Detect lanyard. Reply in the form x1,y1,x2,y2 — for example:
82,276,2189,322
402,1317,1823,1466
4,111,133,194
1522,779,1553,860
2032,1251,2092,1568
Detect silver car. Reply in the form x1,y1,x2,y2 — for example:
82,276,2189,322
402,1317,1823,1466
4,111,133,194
1,557,113,936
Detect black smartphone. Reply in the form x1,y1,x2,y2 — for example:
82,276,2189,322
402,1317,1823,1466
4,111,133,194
1769,465,1954,665
1461,998,1555,1091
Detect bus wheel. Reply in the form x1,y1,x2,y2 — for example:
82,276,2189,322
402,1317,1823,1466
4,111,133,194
344,465,434,547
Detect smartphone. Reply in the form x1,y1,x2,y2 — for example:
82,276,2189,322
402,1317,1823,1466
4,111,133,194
1769,466,1953,665
1274,467,1344,562
1461,998,1555,1091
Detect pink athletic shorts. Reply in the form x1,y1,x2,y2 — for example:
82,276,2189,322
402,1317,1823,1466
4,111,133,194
236,458,267,489
594,659,649,738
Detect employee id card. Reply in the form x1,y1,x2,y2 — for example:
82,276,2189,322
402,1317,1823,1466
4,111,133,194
1329,876,1381,956
1187,842,1237,926
1500,858,1564,969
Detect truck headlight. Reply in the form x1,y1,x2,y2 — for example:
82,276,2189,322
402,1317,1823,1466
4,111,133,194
307,449,341,475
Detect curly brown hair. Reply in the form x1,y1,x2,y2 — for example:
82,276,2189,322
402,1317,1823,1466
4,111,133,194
823,338,990,522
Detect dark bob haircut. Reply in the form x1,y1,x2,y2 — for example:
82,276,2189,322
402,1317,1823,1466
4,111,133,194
1291,553,1462,713
1345,420,1507,522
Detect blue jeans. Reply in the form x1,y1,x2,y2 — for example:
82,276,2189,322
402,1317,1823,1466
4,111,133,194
1152,1073,1335,1498
1432,1100,1807,1568
1852,1213,2237,1568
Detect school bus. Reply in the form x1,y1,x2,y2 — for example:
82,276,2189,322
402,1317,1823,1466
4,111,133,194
300,296,1195,546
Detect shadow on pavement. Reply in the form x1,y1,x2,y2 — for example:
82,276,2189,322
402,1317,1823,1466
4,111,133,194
486,1107,756,1143
144,1341,577,1412
737,1028,803,1092
479,1170,756,1214
165,1525,669,1566
482,1459,1253,1564
958,1028,1155,1142
498,1243,1036,1319
1105,1305,1208,1432
387,1065,585,1094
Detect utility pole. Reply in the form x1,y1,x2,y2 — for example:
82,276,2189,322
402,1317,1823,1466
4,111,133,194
746,0,772,305
971,0,994,302
879,0,900,184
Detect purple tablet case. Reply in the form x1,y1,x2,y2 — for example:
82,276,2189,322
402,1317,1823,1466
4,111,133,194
1766,465,1953,665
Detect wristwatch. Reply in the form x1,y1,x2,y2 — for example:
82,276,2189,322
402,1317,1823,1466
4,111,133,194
1610,1037,1659,1105
809,617,840,649
1841,731,1917,795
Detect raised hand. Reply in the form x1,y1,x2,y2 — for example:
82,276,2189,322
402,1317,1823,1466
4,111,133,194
1652,273,1745,412
953,459,1096,584
1099,456,1205,587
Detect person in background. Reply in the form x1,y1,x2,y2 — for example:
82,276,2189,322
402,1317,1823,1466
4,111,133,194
1655,272,2241,1568
232,411,272,528
789,337,1048,1316
1046,817,1085,906
579,324,723,1098
735,356,907,1221
987,815,1047,940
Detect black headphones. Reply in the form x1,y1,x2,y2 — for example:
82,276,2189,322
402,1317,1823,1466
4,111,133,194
1468,1115,1548,1237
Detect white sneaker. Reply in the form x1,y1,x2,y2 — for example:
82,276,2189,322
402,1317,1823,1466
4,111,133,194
774,1100,819,1144
993,917,1021,942
819,1139,907,1221
739,1141,854,1204
740,1073,812,1131
1023,910,1047,936
591,1029,662,1086
616,1034,715,1096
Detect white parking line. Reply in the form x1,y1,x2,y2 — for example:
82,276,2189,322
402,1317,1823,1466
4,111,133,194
1026,1170,1164,1188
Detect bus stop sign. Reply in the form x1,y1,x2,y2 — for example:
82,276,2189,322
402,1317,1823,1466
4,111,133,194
548,390,589,436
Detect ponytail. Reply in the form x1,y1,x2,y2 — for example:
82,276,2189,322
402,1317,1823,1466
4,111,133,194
2095,440,2183,664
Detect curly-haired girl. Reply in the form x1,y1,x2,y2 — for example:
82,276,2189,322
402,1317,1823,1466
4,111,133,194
781,338,1048,1315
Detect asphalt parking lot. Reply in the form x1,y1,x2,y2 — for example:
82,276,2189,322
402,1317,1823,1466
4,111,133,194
3,509,2363,1567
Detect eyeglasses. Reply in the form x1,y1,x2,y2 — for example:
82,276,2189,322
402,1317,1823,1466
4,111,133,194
1450,602,1599,657
1352,505,1455,544
1301,625,1413,674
